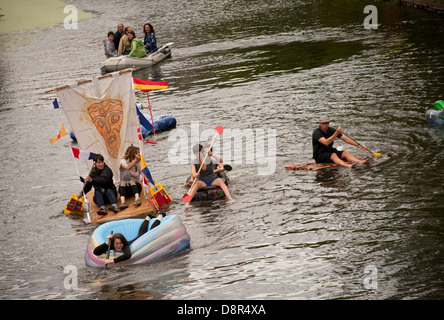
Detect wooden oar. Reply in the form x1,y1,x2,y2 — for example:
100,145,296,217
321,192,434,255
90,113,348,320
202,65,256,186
182,126,223,203
105,231,113,269
344,133,381,157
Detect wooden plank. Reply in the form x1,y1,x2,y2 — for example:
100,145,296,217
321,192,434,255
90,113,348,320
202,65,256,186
86,190,157,224
285,156,367,171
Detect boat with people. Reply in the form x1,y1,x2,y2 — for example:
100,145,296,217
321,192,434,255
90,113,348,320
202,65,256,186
85,215,190,268
100,42,173,74
49,68,172,223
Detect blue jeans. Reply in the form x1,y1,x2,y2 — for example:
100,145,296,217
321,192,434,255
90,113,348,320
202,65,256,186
93,188,117,208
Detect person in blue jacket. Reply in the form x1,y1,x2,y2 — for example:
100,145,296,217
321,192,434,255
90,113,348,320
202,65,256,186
143,23,158,53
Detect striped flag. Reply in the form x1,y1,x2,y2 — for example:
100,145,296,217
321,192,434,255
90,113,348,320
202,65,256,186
140,154,155,185
49,123,67,144
71,147,96,160
133,78,168,92
137,128,156,145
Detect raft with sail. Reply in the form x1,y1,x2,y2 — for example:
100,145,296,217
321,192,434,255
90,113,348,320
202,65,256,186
51,68,169,223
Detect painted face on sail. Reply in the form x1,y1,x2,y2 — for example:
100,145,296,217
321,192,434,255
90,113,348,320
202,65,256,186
87,99,123,158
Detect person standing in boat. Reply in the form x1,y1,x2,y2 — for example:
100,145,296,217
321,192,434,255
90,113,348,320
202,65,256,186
113,23,124,50
187,144,232,201
312,115,370,168
79,154,119,215
119,145,142,210
118,26,132,55
126,31,147,58
94,212,166,266
104,31,119,58
143,23,158,53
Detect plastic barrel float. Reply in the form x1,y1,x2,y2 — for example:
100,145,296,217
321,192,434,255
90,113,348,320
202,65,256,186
85,215,190,268
425,100,444,126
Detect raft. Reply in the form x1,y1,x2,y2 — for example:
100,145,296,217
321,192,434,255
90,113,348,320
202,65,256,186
85,215,190,268
185,172,230,202
285,157,367,171
100,43,173,74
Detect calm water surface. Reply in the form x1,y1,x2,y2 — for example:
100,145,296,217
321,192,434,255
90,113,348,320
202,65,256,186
0,0,443,300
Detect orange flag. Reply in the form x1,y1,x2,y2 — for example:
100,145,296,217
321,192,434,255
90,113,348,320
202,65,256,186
50,123,67,144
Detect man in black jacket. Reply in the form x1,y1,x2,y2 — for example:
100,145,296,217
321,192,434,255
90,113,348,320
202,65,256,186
79,154,118,215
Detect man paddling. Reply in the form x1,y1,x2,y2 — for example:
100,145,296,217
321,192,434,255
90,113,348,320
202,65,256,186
312,115,370,168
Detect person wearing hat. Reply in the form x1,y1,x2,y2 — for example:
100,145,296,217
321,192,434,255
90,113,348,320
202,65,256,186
312,115,370,168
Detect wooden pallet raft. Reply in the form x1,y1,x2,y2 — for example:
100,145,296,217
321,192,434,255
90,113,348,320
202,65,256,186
285,157,367,171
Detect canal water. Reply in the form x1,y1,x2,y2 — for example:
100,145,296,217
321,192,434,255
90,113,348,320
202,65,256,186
0,0,443,299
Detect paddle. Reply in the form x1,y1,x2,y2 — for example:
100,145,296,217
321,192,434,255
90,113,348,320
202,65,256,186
105,231,114,269
182,126,223,203
343,132,381,157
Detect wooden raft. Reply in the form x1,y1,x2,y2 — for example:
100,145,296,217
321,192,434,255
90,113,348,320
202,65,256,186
86,190,157,224
285,156,367,171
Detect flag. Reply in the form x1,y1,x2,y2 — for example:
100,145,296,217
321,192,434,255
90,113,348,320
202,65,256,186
140,154,155,185
133,78,168,92
136,104,153,132
71,147,96,160
137,128,157,145
49,123,67,144
53,98,60,109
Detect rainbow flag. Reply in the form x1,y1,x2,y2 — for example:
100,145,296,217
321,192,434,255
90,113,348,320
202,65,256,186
140,154,155,185
133,78,168,92
49,123,67,144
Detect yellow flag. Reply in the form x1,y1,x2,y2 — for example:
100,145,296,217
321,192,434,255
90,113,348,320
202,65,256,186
50,123,67,145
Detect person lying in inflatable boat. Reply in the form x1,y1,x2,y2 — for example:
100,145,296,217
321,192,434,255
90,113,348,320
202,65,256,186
187,144,232,201
94,213,166,266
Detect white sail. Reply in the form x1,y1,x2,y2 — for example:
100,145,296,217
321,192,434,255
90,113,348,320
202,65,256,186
56,70,143,182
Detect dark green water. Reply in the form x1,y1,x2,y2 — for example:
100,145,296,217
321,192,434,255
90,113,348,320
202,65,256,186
0,0,443,299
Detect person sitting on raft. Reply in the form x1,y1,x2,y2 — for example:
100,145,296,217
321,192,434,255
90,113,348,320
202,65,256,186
79,154,118,215
93,213,166,266
143,23,158,53
312,115,370,168
104,31,119,58
187,144,232,200
126,30,147,58
119,145,142,210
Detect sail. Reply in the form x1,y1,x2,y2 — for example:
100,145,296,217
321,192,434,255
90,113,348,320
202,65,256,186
56,70,143,182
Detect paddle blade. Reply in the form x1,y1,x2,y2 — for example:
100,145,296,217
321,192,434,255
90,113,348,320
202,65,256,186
215,126,223,135
182,193,192,203
373,152,382,157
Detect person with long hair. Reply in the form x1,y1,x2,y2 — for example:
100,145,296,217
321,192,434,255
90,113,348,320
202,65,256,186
119,145,142,210
143,23,158,53
126,30,147,58
93,212,166,265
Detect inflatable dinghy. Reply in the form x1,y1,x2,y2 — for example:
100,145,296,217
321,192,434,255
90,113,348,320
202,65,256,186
85,215,190,268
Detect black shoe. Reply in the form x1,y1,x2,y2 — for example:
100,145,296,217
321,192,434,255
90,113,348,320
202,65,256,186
109,205,118,213
158,212,166,218
98,207,107,215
